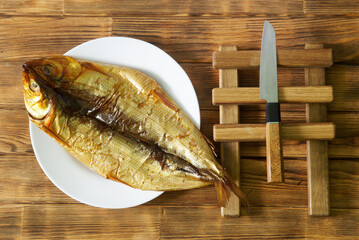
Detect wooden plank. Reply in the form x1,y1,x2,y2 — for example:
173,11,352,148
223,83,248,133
152,157,359,209
22,204,161,239
218,46,240,217
0,153,76,203
213,49,333,69
0,0,64,15
328,65,359,112
0,205,23,239
305,43,330,216
0,108,32,154
213,86,333,104
213,123,335,142
0,151,357,209
0,17,112,61
160,207,359,239
112,17,359,64
304,0,359,15
64,0,303,16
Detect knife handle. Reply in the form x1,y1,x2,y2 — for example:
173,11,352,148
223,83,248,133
265,103,284,183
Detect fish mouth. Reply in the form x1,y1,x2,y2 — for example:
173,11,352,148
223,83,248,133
23,61,47,86
22,63,55,121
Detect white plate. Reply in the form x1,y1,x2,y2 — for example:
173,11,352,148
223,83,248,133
29,37,200,208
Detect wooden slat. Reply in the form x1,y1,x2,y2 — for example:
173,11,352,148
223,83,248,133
112,17,359,63
64,0,304,16
203,109,359,139
160,207,359,239
218,46,240,217
22,205,161,239
304,0,359,15
153,157,359,209
0,205,23,239
241,141,359,161
213,86,333,104
0,0,64,15
213,123,335,142
1,149,356,209
0,17,112,61
213,49,333,69
305,43,330,216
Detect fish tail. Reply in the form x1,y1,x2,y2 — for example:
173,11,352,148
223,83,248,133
214,172,248,207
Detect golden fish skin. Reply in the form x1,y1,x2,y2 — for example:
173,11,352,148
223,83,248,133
24,57,247,206
23,67,214,191
25,57,221,172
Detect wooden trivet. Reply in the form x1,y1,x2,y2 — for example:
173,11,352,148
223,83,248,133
212,45,334,217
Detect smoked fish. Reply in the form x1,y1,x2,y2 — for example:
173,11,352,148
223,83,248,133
23,57,247,206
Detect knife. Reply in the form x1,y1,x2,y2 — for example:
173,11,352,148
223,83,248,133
259,20,284,183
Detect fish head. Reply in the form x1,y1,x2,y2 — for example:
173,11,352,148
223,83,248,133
23,56,82,88
22,63,57,121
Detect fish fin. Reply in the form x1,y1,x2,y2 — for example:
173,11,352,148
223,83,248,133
214,173,249,207
202,133,218,159
153,89,179,112
225,173,249,207
81,62,111,77
107,175,134,188
214,179,231,207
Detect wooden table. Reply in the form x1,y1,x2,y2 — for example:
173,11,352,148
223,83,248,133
1,1,358,239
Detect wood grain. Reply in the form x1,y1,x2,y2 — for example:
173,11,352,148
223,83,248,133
22,205,161,239
218,46,240,217
0,0,64,15
161,207,359,239
64,0,304,16
0,17,112,61
213,86,333,104
0,205,23,239
112,17,359,63
305,43,330,216
0,153,76,203
2,149,357,209
304,0,359,15
266,123,284,183
213,123,335,142
213,49,333,68
328,65,359,112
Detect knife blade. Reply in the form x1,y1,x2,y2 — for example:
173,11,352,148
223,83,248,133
259,20,284,183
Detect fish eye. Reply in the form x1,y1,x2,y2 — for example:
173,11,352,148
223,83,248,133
29,79,39,92
42,64,54,76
